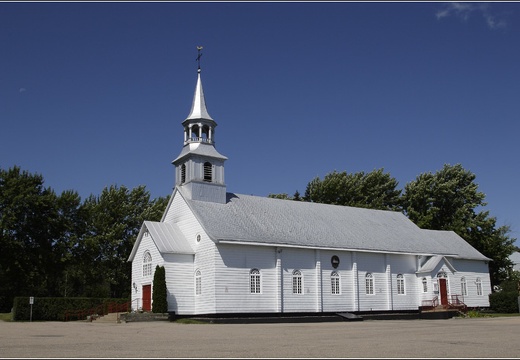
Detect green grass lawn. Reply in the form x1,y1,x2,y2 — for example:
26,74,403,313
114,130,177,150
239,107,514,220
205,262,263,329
0,313,12,322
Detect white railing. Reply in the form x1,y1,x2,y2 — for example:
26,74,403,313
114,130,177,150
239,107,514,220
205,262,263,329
186,137,213,144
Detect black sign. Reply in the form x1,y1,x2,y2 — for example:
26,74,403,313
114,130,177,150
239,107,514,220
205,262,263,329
331,255,340,269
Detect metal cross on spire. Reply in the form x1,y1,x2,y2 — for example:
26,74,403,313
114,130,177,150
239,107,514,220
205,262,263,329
196,46,203,70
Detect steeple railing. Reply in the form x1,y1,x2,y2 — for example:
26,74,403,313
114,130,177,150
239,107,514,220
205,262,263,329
186,137,214,145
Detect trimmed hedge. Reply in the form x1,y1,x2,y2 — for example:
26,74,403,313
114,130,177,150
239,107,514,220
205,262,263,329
489,291,519,313
12,297,129,321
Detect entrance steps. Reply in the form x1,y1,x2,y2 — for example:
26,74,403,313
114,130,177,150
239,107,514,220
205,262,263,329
89,312,123,323
336,312,363,321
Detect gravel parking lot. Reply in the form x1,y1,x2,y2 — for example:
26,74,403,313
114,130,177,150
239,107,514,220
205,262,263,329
1,316,519,358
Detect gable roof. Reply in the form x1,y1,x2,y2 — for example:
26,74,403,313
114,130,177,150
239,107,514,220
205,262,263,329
128,220,194,261
416,255,457,274
179,189,489,261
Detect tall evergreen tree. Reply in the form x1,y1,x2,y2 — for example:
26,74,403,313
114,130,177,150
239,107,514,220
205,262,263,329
152,265,167,313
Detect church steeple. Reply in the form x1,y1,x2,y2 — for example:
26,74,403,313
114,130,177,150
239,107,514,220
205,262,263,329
172,47,228,204
182,68,216,145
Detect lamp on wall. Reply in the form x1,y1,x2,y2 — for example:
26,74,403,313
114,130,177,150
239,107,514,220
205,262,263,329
133,282,138,293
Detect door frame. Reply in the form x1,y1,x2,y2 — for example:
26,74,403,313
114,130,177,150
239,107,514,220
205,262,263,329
438,278,448,306
142,284,152,311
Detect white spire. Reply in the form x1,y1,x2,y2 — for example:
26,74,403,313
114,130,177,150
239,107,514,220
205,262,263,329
185,69,214,121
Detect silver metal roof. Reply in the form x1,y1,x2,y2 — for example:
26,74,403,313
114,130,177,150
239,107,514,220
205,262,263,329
127,220,194,261
180,189,489,261
144,221,194,254
185,70,213,122
172,142,228,164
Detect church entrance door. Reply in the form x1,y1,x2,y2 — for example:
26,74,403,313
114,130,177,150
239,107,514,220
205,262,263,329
142,284,152,311
439,278,448,306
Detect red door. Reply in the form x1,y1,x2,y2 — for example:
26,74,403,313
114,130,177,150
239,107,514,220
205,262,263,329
439,278,448,306
142,285,151,311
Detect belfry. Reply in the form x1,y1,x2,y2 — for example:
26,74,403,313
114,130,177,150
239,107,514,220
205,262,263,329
172,47,228,204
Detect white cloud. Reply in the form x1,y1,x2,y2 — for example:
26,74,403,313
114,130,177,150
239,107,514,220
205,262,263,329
436,2,508,29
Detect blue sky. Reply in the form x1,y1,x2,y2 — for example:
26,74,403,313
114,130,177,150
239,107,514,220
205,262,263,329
1,2,519,245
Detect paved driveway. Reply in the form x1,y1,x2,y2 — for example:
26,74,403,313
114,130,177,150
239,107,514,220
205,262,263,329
1,317,519,358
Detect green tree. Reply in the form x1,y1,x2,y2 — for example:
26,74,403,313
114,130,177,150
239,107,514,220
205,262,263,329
0,166,83,311
401,163,516,286
79,185,168,298
268,191,302,201
152,265,168,313
303,169,401,211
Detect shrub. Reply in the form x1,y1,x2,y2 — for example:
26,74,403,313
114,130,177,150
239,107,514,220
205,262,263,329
489,291,519,313
12,297,129,321
152,265,168,313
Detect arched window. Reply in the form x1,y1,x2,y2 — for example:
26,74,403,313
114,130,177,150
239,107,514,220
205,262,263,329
365,273,374,295
331,271,340,295
397,274,405,295
142,251,152,277
191,125,200,140
201,125,210,142
181,163,186,184
250,269,260,294
195,269,202,295
422,277,428,293
461,277,467,296
476,277,482,296
292,270,302,294
203,162,212,182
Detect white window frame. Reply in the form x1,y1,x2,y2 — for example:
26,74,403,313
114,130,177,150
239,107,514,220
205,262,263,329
365,273,374,295
422,277,428,293
250,269,261,294
292,270,303,294
397,274,405,295
195,269,202,295
142,251,152,277
461,277,467,296
331,271,340,295
476,277,482,296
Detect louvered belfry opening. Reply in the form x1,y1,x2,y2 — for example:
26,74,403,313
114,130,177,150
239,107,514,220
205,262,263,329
181,163,186,184
203,162,212,182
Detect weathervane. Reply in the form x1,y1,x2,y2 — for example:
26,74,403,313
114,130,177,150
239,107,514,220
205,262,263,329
196,46,203,70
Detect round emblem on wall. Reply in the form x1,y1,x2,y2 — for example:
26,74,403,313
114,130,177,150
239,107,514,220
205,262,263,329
331,255,340,269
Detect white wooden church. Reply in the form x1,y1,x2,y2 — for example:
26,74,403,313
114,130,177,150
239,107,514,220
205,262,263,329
128,60,492,316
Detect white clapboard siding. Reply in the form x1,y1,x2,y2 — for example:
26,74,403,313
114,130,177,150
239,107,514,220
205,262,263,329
214,244,278,313
356,252,388,311
163,253,194,314
193,233,217,314
281,248,318,312
172,193,217,314
130,233,164,311
447,259,491,307
320,250,355,312
387,254,419,310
